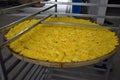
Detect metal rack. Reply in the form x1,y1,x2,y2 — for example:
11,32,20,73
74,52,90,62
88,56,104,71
0,0,120,80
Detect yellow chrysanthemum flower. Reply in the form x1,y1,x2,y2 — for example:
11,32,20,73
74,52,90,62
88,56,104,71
5,17,119,62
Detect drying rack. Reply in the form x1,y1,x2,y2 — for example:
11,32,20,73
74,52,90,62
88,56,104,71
0,0,120,80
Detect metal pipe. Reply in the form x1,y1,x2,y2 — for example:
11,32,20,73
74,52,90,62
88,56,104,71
42,21,119,29
34,67,44,80
0,48,8,80
118,25,120,38
11,62,28,80
0,33,8,80
6,60,21,74
23,65,39,80
49,73,88,80
3,54,13,63
51,68,104,77
55,0,57,12
0,5,55,33
52,13,120,19
42,4,56,12
105,57,113,80
0,1,39,15
55,0,57,17
0,14,52,48
41,1,120,8
30,66,43,80
20,64,34,80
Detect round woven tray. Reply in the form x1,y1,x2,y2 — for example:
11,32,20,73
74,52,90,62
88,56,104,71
11,45,119,68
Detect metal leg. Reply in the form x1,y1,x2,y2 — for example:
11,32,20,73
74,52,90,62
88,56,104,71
118,24,120,38
55,0,57,17
105,58,113,80
0,62,6,80
0,48,7,80
0,32,7,80
96,0,108,24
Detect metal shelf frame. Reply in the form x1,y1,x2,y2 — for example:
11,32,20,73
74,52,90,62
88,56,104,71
0,0,120,80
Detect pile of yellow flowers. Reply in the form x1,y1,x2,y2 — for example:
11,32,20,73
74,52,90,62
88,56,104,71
5,17,119,62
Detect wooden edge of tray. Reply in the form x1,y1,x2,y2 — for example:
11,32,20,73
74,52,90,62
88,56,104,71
5,24,120,68
11,45,120,68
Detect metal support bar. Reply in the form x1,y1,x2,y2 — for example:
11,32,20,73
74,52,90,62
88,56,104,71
0,48,7,80
87,66,107,72
52,13,120,19
0,14,52,48
118,25,120,38
44,67,52,80
3,54,13,63
0,5,55,33
55,0,57,17
42,21,119,29
39,68,48,80
19,64,34,80
0,63,6,80
55,0,57,13
41,68,49,80
23,65,39,80
6,60,21,74
30,66,43,80
0,1,39,15
49,73,88,80
41,1,120,8
0,32,8,80
34,67,44,80
11,62,28,80
50,68,104,77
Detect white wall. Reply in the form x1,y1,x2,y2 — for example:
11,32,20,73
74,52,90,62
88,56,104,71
50,0,70,13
